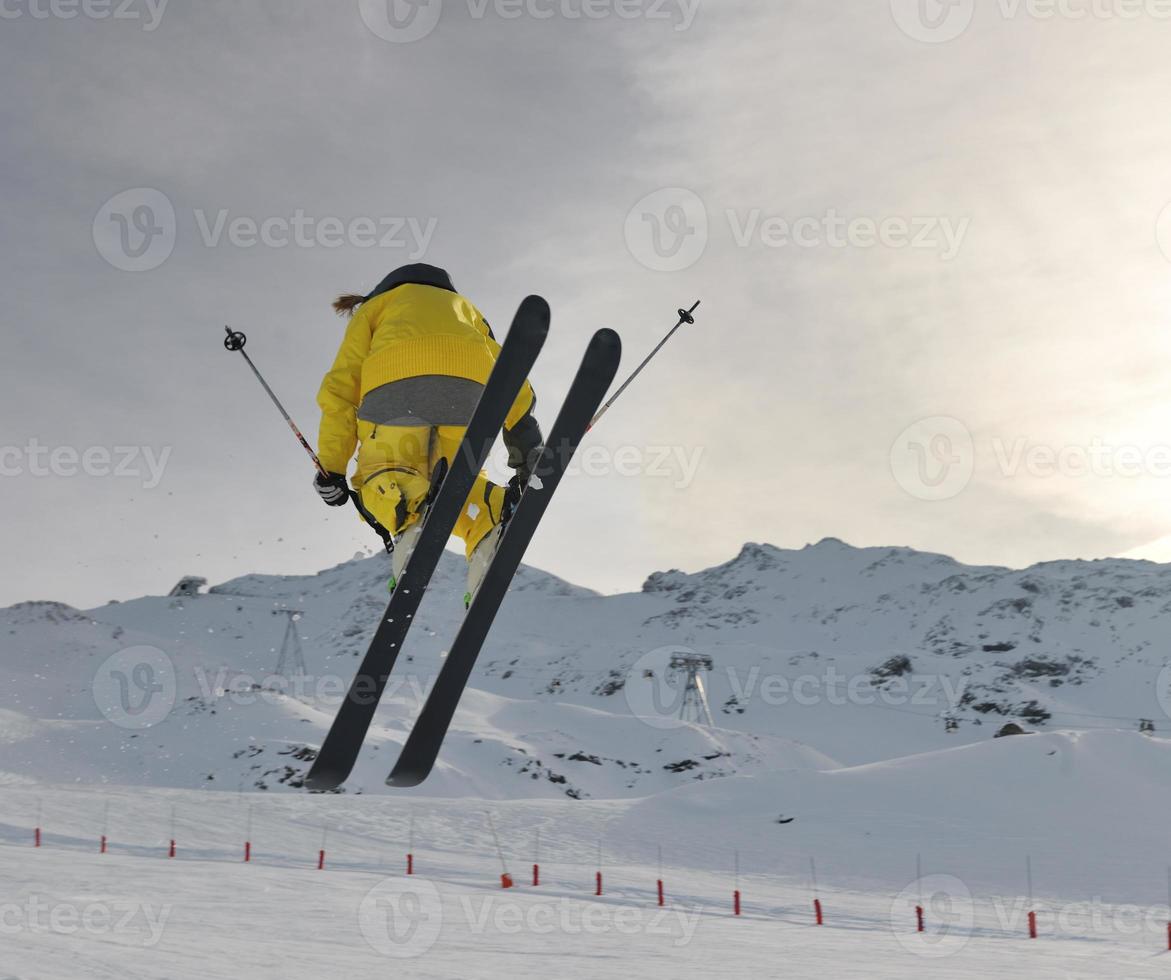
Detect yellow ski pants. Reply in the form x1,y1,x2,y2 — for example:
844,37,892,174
352,420,506,557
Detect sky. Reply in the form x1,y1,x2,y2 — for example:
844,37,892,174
3,0,1171,609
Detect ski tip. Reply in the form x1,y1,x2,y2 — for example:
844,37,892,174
592,327,621,354
515,295,552,336
519,293,550,316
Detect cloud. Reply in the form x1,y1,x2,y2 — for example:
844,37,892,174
4,2,1171,606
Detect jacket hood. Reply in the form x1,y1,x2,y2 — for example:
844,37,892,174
364,263,456,302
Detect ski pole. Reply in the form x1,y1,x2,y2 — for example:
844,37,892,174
223,326,393,551
224,326,330,477
589,300,699,429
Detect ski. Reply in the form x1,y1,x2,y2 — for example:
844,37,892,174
303,296,550,791
386,328,622,787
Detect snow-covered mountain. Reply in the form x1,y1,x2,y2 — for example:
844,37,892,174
2,538,1170,802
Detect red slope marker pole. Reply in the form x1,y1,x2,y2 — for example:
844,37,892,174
915,854,925,933
407,811,415,875
487,812,512,889
1026,855,1036,939
657,845,665,908
1166,867,1171,951
811,857,824,925
734,850,742,916
244,804,253,863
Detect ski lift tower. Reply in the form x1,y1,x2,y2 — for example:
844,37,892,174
668,652,715,726
272,610,307,680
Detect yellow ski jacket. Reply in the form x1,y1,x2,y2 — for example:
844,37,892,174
317,279,536,476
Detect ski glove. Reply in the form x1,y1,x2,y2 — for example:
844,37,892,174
314,471,350,507
504,411,544,484
502,473,525,524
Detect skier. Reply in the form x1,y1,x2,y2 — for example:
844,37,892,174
313,263,544,599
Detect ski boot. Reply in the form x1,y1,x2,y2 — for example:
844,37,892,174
465,523,504,608
388,519,423,593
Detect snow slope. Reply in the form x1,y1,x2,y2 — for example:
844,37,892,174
4,538,1171,795
5,540,1171,974
2,764,1171,979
